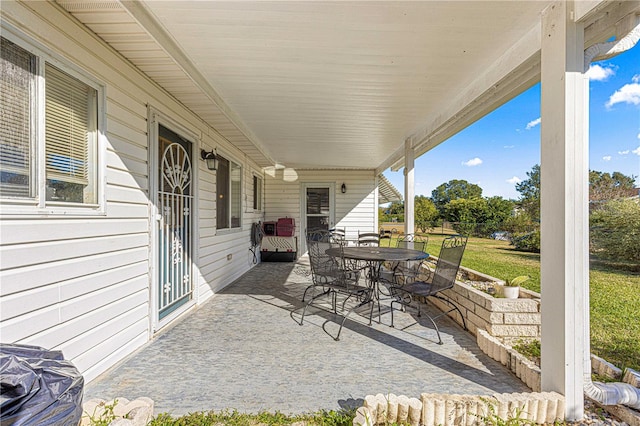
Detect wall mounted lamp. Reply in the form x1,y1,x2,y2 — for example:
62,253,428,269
341,182,347,194
200,149,218,171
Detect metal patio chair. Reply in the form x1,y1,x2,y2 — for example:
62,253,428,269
329,227,346,242
389,234,468,344
379,234,428,285
299,238,369,340
392,234,429,277
357,231,380,247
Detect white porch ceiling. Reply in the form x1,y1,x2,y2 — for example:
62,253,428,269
55,1,629,171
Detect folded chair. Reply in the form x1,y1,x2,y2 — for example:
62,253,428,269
300,237,369,340
389,234,468,345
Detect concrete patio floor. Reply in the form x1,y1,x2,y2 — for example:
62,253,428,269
85,257,530,416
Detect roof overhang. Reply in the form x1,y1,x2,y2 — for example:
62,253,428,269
378,174,402,204
53,0,637,172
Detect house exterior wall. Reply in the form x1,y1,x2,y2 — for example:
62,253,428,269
0,1,263,383
264,169,378,250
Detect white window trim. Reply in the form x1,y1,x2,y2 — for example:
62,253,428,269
215,150,243,235
252,172,263,212
0,24,106,216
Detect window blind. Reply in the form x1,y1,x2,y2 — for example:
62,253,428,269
0,37,34,198
45,63,96,186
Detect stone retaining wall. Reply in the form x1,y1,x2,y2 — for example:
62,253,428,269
429,266,541,338
354,391,565,426
477,329,541,391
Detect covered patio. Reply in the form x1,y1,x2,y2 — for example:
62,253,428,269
3,1,640,422
85,259,528,415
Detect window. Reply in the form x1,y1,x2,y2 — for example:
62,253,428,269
253,174,262,210
216,155,242,230
0,34,100,208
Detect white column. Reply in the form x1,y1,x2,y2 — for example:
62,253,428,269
540,1,589,421
404,139,415,235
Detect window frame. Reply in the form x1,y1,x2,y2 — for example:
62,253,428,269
215,152,243,233
252,173,263,211
0,26,106,216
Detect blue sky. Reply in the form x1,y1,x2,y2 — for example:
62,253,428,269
384,43,640,200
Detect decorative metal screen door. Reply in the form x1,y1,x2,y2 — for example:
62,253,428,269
157,127,194,320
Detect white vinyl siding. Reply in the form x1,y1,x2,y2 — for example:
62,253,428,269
264,169,378,248
0,4,262,384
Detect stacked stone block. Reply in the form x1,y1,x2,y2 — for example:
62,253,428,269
81,398,153,426
477,329,541,391
353,392,565,426
429,280,541,338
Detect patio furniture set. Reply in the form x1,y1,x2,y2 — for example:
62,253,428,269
297,230,468,344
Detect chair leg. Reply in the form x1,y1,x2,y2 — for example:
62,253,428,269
390,300,397,327
432,294,468,331
422,312,444,345
333,297,371,341
300,288,333,325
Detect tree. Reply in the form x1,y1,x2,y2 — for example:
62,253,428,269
380,201,404,223
589,170,637,207
431,179,483,215
515,164,540,222
482,196,515,235
485,196,515,224
414,196,439,232
444,197,488,236
590,198,640,263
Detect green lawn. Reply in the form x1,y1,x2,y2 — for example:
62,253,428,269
410,232,640,372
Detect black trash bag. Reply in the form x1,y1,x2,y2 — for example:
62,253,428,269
0,343,84,426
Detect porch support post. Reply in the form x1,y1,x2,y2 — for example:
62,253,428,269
540,1,589,421
404,139,415,235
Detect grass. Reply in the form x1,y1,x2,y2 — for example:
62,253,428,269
412,232,640,371
147,408,358,426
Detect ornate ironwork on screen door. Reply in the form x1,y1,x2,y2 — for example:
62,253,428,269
158,141,193,319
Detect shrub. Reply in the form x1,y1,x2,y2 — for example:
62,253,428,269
590,198,640,263
502,212,536,234
510,230,540,252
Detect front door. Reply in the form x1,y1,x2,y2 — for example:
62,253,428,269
156,125,194,321
303,184,334,251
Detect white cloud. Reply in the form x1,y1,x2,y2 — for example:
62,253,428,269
526,117,541,130
637,132,640,140
462,157,483,167
634,75,640,84
602,155,612,161
504,145,515,149
606,82,640,108
633,146,640,156
586,64,616,81
618,150,630,155
507,176,522,184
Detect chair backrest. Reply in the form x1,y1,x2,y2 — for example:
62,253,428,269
329,227,346,242
307,238,340,285
396,234,428,251
358,232,380,247
430,235,467,293
306,229,332,242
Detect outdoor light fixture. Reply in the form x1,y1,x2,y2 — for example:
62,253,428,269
341,183,347,194
200,149,218,171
